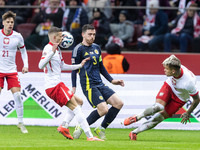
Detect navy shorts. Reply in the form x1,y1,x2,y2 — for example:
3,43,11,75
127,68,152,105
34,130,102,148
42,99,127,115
82,84,115,108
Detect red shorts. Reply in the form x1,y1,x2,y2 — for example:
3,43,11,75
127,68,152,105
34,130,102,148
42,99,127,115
0,72,21,90
156,82,186,117
45,82,74,107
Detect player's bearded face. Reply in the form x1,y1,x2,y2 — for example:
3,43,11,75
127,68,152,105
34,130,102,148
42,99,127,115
3,17,14,31
85,30,96,45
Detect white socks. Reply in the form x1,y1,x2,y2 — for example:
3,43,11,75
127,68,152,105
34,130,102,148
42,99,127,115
137,103,164,120
73,106,93,138
133,112,165,134
13,92,23,123
62,107,75,128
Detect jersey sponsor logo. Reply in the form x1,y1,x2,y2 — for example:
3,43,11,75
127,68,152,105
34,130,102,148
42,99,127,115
3,38,9,44
94,49,99,54
84,52,89,56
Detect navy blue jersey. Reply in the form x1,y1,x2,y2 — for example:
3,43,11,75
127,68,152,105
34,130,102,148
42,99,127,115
71,43,113,89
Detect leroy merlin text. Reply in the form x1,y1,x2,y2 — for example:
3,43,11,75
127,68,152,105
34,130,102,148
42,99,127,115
0,84,62,118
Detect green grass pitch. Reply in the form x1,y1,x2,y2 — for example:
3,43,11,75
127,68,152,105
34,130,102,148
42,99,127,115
0,125,200,150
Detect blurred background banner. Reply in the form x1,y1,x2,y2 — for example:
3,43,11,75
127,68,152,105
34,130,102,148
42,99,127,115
16,51,200,75
0,73,200,130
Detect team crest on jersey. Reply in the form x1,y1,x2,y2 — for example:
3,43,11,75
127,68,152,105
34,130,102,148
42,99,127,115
3,38,9,44
84,52,89,56
99,96,103,100
94,49,99,54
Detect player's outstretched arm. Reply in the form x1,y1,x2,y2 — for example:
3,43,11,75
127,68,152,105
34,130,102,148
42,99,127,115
111,79,125,87
180,94,199,124
61,57,90,71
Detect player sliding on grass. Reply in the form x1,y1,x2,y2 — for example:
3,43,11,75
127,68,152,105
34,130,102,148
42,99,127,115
38,26,103,141
124,55,200,141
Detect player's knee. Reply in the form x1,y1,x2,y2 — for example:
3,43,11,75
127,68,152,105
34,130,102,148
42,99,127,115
115,100,124,109
148,113,164,129
98,106,109,116
153,103,164,112
111,97,124,109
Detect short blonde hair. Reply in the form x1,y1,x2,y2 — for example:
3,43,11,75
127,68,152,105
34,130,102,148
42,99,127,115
162,55,181,70
48,26,62,35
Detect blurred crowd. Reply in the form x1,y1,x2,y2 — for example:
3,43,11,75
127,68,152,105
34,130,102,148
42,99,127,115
1,0,200,53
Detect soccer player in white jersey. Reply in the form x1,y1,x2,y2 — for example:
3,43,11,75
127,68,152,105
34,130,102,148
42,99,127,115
38,26,103,141
0,11,28,133
124,55,200,141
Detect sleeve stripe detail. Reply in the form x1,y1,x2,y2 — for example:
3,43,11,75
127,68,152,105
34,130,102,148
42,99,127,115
19,45,25,49
190,91,199,96
72,43,81,57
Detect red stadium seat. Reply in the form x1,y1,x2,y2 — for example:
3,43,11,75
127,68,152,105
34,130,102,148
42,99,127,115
16,23,36,40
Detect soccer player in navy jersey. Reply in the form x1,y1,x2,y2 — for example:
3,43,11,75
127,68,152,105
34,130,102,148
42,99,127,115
71,24,124,140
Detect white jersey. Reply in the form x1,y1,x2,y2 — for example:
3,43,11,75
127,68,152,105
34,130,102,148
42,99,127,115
166,65,199,102
0,29,28,73
39,42,82,89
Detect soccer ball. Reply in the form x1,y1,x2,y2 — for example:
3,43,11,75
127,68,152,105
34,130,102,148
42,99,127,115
59,31,74,48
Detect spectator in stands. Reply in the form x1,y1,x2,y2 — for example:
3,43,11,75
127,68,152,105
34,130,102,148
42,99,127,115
89,8,111,49
137,0,168,51
6,0,32,26
139,0,171,22
164,2,200,53
110,0,138,23
103,43,129,74
62,0,88,49
86,0,112,20
168,0,200,26
109,10,134,47
169,0,200,17
40,0,66,11
25,0,64,50
0,0,8,29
